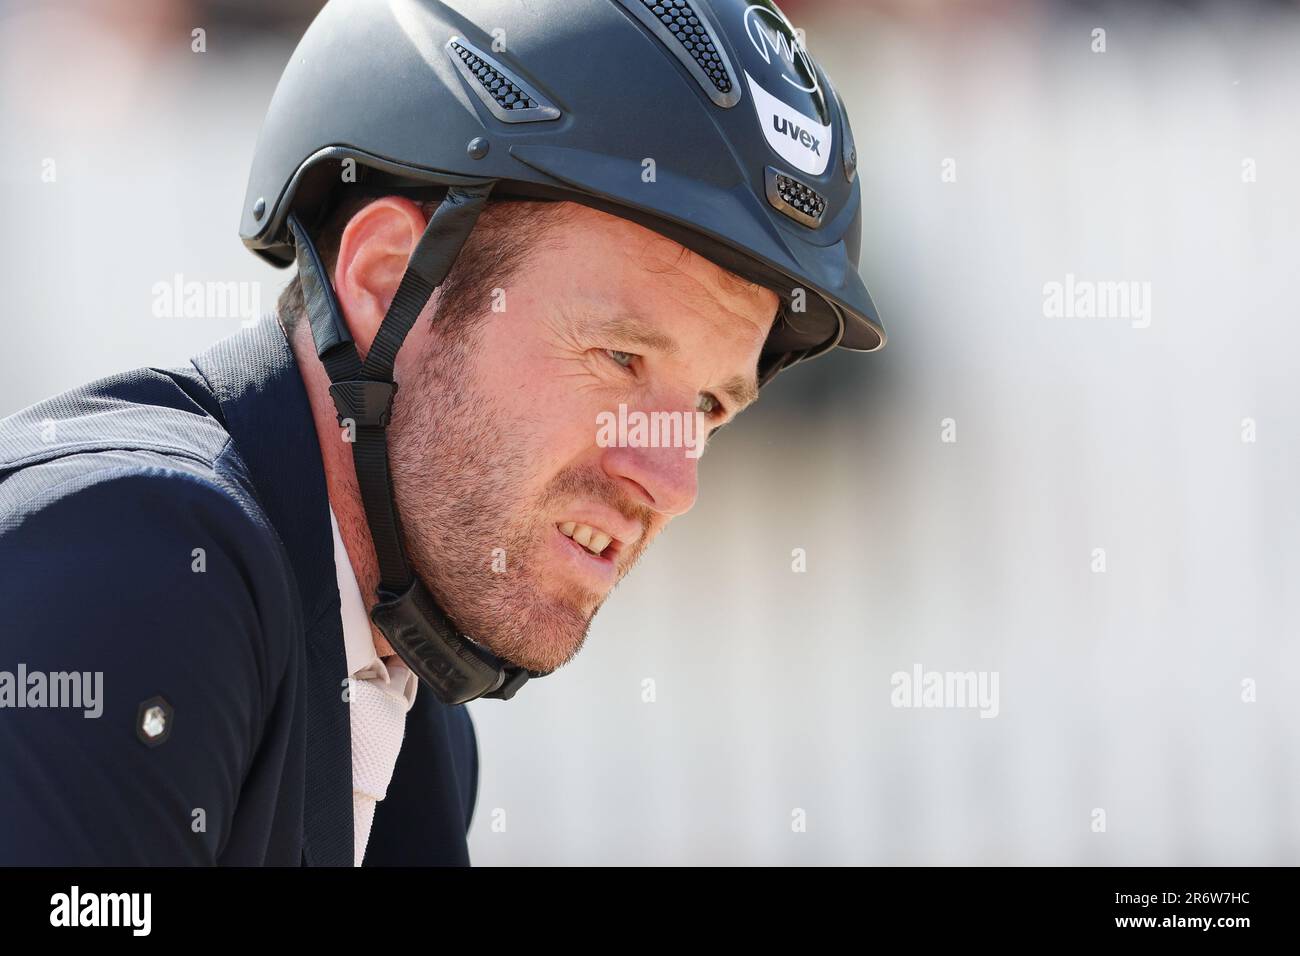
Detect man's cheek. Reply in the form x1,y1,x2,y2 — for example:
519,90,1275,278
533,393,607,460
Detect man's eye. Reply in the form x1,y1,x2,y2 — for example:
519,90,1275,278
696,392,720,415
605,349,635,368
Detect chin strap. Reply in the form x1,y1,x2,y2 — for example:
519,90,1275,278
288,183,548,705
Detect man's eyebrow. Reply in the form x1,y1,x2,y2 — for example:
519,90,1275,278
718,373,759,412
581,313,679,355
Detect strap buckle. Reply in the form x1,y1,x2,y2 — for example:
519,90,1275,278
329,379,397,428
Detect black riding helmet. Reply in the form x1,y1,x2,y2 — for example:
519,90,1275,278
239,0,884,705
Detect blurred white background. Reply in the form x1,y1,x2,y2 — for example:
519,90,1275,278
2,0,1296,864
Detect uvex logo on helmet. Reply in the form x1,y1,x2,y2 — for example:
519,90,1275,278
772,115,820,155
742,3,820,95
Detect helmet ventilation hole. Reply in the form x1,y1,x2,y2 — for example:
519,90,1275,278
446,37,561,124
765,167,827,228
617,0,741,108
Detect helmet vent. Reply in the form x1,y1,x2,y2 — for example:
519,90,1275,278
765,167,827,228
446,37,561,124
617,0,741,108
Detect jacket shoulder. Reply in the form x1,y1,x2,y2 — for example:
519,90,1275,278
0,362,275,534
0,461,301,668
0,363,230,489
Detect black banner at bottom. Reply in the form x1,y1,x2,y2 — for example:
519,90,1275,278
0,865,1285,941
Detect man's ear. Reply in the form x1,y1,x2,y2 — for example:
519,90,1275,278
332,196,429,361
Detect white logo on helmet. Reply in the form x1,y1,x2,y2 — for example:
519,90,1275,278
742,4,819,95
746,71,830,176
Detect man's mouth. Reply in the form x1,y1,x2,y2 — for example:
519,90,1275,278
556,521,619,560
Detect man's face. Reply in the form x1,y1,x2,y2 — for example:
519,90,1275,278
387,203,778,674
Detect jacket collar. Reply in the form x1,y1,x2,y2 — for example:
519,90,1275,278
190,317,353,867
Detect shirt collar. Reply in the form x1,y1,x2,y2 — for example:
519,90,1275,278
329,505,418,711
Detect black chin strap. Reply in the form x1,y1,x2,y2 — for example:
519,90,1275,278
288,182,547,704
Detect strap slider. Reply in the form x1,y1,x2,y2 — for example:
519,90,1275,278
482,667,533,701
329,380,398,428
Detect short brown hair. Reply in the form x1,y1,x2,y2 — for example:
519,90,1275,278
275,194,573,346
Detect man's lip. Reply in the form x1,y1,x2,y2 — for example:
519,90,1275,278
551,526,620,590
554,508,643,552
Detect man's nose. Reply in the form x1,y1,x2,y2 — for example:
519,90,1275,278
600,419,700,518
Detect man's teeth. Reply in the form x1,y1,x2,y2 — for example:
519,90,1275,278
558,521,613,556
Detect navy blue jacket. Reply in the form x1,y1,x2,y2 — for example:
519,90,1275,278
0,319,478,865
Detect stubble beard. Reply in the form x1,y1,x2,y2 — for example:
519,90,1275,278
387,341,611,675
